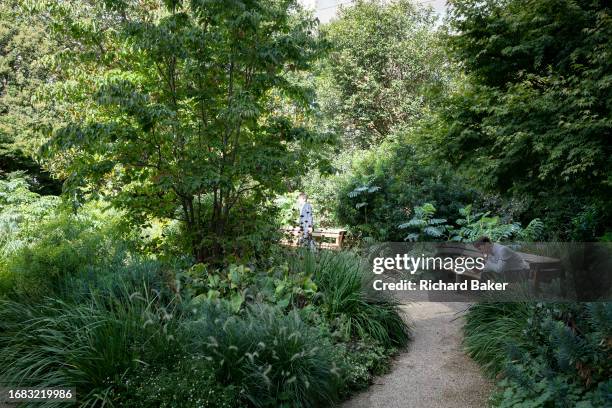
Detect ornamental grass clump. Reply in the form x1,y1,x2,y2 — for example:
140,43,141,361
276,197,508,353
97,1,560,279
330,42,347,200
184,301,343,408
0,283,181,407
293,250,410,349
463,301,532,377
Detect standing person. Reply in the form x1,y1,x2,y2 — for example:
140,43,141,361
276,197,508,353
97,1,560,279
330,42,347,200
473,236,529,281
297,192,314,248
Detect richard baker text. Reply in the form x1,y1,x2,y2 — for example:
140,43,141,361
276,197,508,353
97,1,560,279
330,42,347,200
373,279,509,292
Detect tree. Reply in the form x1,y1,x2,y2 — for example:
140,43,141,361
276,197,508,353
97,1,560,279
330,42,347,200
0,1,61,194
318,0,447,148
44,0,329,262
442,0,612,239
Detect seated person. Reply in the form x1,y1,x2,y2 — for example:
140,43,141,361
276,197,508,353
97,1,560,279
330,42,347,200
473,236,529,282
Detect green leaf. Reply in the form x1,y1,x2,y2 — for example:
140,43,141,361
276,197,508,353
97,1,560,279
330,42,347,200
229,292,244,313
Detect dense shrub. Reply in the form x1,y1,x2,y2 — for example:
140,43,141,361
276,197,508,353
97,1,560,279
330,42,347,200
465,302,612,407
184,301,343,408
443,0,612,240
333,335,393,394
333,141,477,241
0,209,134,301
0,175,139,300
292,250,410,349
0,174,59,256
399,202,545,242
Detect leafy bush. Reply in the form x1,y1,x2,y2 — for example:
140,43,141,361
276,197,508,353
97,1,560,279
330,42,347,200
0,174,59,256
398,202,449,241
333,335,393,394
451,205,544,242
334,142,477,241
0,209,132,300
465,302,612,407
179,261,319,314
254,263,319,310
399,202,544,242
444,0,612,241
184,301,343,408
292,250,410,349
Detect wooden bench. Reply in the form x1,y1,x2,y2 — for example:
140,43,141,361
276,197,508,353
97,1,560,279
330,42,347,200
435,243,564,291
517,251,564,293
280,227,347,250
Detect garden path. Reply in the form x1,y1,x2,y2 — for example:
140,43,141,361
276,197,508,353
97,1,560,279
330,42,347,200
342,301,493,408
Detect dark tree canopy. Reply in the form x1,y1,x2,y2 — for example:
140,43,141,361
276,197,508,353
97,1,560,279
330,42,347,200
442,0,612,238
0,1,61,194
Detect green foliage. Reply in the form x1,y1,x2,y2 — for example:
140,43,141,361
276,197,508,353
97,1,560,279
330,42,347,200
0,244,402,407
0,286,181,407
119,357,239,408
292,250,410,349
2,216,113,299
335,141,476,241
308,0,474,241
275,191,301,227
184,301,343,408
43,0,330,262
333,335,394,393
257,262,318,310
463,302,533,377
0,201,133,300
443,0,612,239
179,261,318,313
0,173,59,256
398,202,449,241
398,202,544,242
319,0,447,147
0,1,61,193
180,263,254,313
465,302,612,407
453,204,518,242
453,205,544,242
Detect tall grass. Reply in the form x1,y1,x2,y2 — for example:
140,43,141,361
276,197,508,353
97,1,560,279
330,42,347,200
292,250,410,349
463,302,532,377
184,301,343,408
0,284,181,407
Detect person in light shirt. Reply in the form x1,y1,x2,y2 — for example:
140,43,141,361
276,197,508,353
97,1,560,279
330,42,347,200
297,192,314,247
473,236,529,281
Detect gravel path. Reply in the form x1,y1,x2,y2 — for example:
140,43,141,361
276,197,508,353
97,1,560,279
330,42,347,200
342,301,494,408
